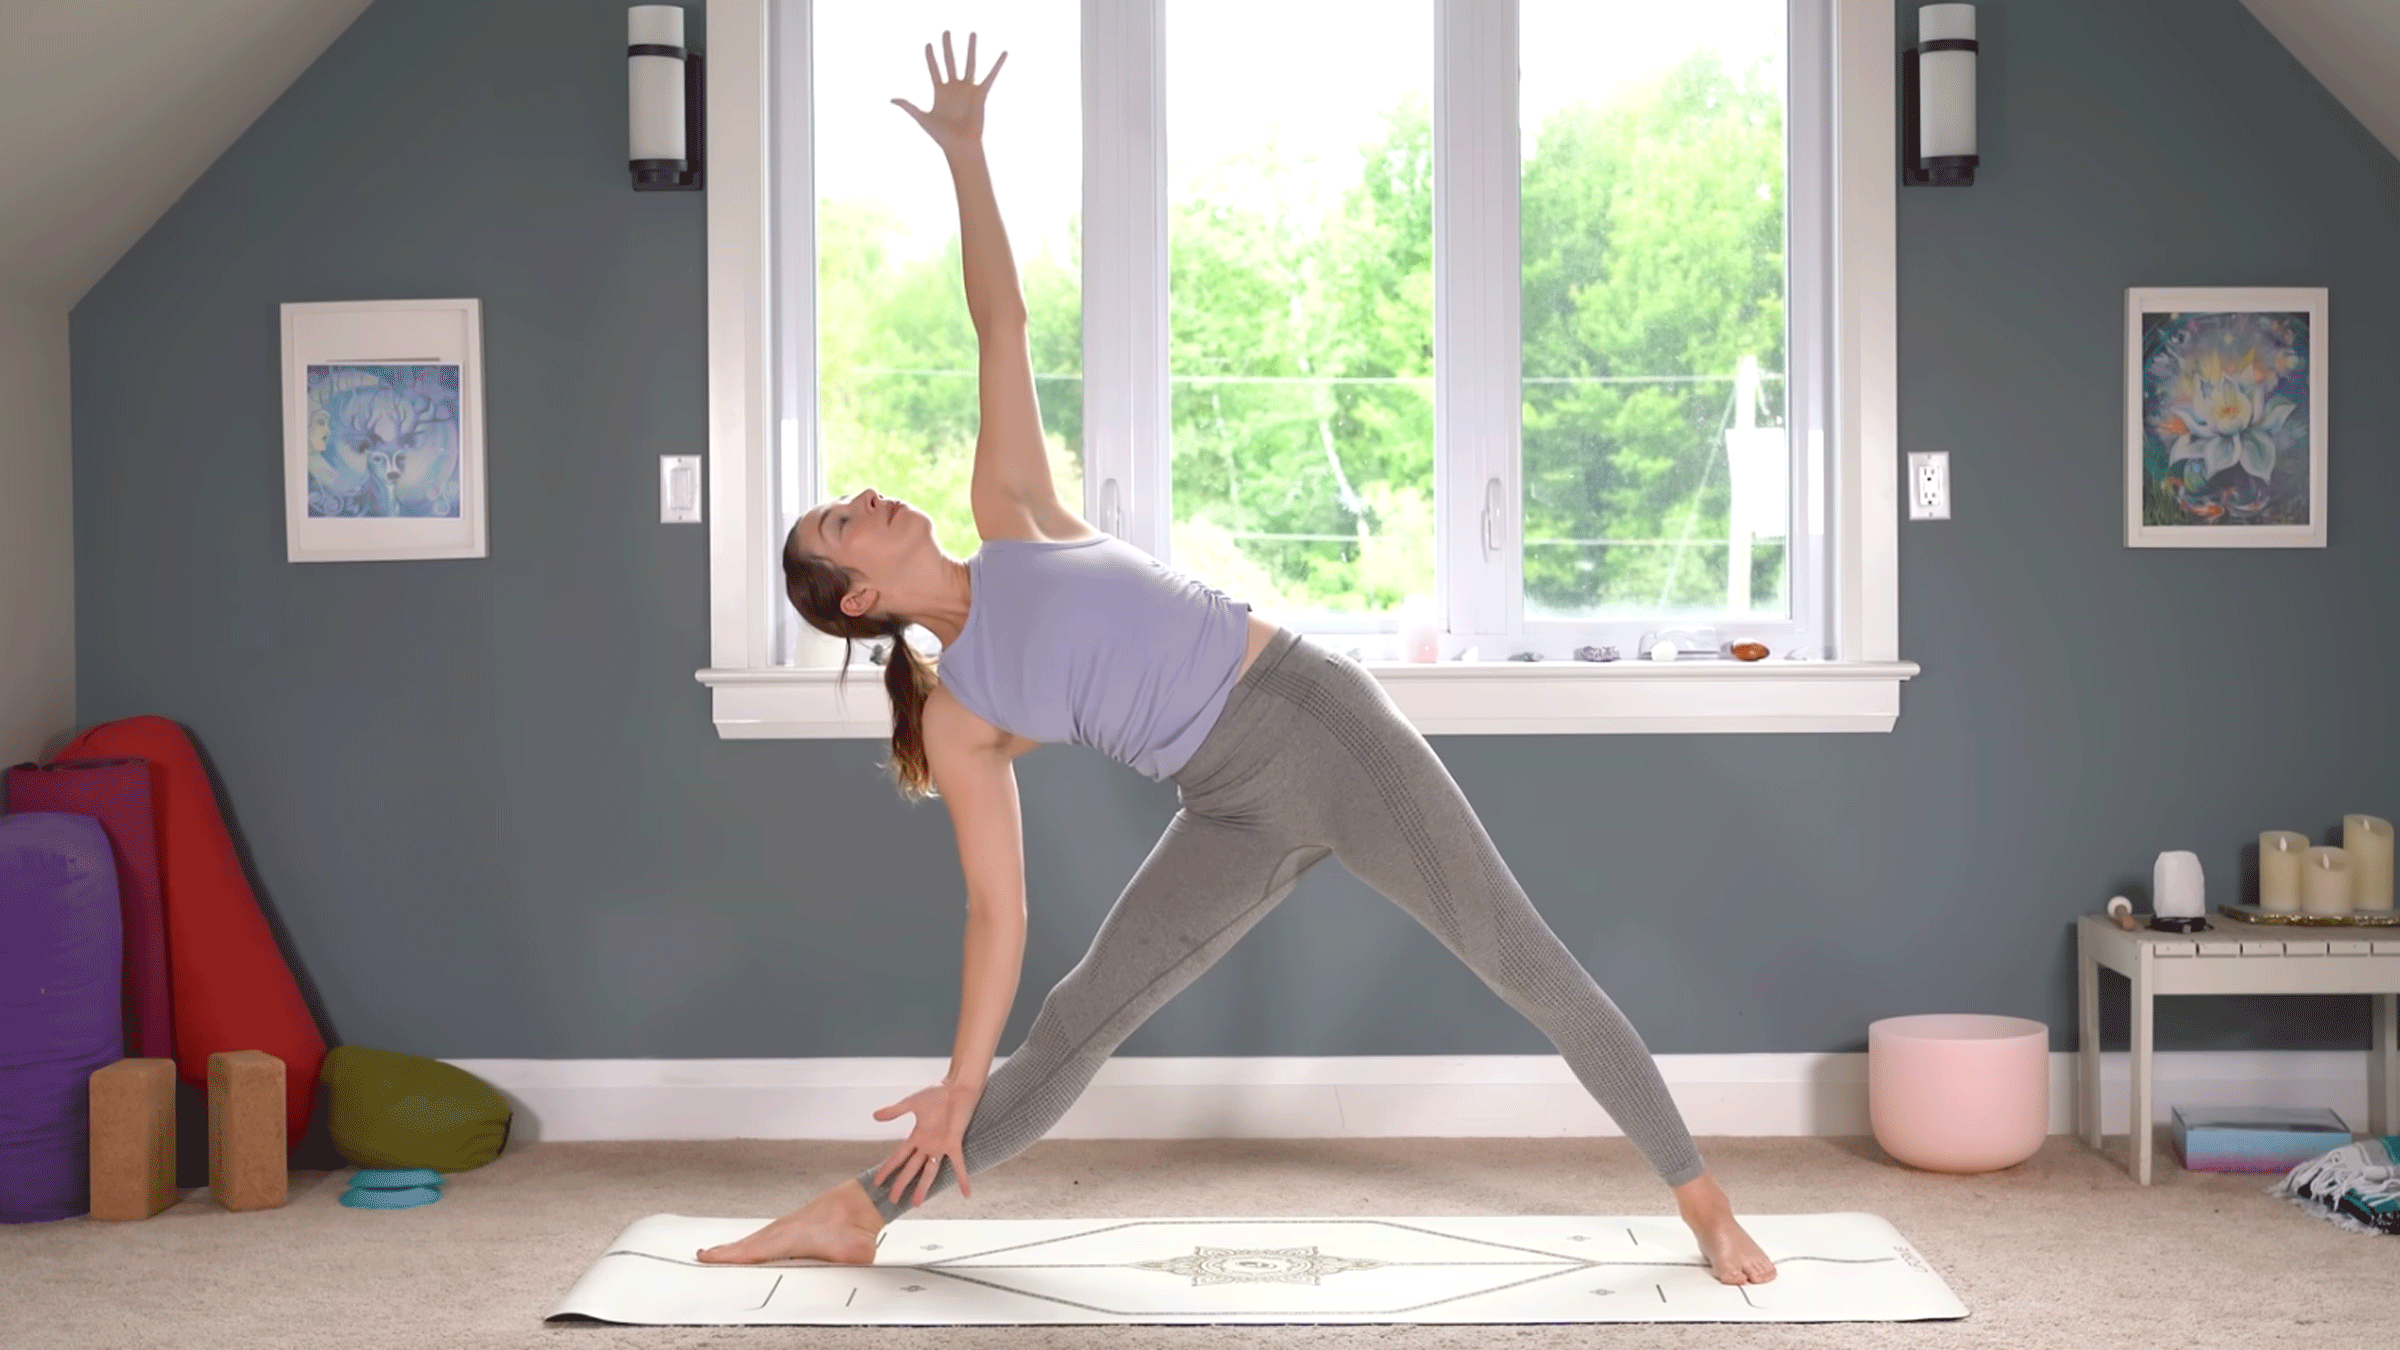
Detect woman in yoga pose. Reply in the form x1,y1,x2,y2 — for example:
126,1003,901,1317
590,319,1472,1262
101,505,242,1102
698,33,1776,1286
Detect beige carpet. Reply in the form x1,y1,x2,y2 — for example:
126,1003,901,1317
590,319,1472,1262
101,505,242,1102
4,1131,2381,1347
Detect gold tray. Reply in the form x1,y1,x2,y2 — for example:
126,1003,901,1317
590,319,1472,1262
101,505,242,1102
2217,904,2400,928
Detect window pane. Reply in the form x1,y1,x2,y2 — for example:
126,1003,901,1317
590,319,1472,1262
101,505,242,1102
1164,0,1434,623
813,4,1082,560
1519,0,1788,621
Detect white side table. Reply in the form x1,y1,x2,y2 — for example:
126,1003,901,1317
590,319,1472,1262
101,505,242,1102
2076,914,2400,1184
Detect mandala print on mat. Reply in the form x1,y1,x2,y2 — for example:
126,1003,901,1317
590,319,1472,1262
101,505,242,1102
1134,1246,1387,1287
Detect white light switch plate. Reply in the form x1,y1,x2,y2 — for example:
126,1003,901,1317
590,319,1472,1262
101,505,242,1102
660,455,702,523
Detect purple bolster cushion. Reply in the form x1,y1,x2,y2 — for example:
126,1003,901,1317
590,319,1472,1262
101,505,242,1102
6,758,171,1061
0,812,124,1223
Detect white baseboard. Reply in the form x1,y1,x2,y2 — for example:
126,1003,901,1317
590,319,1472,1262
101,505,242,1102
442,1052,2383,1145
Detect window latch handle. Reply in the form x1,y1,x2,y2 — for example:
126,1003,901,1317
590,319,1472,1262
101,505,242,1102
1481,476,1504,560
1102,478,1123,537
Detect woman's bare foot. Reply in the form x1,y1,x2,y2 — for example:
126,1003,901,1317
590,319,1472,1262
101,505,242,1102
695,1178,887,1266
1671,1174,1777,1285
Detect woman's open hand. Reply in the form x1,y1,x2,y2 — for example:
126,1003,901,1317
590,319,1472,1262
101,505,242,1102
870,1079,984,1208
893,31,1006,155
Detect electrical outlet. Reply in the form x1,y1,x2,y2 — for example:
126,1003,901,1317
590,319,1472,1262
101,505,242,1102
1907,451,1950,520
661,455,702,523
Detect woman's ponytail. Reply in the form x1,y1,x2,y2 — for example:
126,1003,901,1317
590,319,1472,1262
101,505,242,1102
880,618,937,799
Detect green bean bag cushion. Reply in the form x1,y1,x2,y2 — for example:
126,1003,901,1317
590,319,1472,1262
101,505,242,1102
321,1045,512,1173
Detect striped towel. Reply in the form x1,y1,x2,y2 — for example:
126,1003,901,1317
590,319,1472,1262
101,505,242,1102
2271,1137,2400,1235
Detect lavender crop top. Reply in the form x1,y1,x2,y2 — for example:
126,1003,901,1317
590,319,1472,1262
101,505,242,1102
935,534,1253,780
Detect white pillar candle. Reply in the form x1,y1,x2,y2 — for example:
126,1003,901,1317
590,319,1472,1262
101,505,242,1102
2344,815,2394,912
2301,846,2352,916
2259,830,2308,913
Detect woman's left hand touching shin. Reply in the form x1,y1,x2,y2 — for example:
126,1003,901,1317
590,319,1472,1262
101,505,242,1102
893,30,1007,156
870,1079,985,1207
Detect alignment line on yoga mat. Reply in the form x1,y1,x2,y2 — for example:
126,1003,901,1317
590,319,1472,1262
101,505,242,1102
550,1213,1967,1326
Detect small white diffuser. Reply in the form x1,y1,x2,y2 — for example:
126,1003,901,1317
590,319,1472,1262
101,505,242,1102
2151,850,2208,932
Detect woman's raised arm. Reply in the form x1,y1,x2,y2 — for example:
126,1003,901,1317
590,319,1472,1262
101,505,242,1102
895,33,1089,542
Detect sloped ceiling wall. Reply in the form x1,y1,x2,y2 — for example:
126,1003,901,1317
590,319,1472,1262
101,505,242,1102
2241,0,2400,162
0,0,371,308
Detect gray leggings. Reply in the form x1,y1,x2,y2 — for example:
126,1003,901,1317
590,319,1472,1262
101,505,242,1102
860,628,1705,1222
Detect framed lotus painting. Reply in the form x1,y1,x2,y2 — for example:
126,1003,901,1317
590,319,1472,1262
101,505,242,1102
280,298,487,562
2126,287,2326,548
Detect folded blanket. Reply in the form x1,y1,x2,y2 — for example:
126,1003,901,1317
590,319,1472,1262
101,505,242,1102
2272,1136,2400,1235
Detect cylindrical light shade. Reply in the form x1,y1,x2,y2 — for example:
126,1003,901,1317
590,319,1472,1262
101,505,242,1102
629,6,687,166
1918,4,1976,163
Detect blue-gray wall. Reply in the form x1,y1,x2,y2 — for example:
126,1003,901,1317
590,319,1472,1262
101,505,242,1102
66,0,2399,1093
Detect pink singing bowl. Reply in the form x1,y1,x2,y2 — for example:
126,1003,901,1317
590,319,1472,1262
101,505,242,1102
1868,1014,2049,1174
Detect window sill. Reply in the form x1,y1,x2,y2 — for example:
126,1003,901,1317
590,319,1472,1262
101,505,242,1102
694,659,1922,738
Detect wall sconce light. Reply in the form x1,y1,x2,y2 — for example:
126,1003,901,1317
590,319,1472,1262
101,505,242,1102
1901,3,1977,187
629,5,703,191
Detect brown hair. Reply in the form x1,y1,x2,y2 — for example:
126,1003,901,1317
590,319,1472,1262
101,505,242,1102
782,522,937,799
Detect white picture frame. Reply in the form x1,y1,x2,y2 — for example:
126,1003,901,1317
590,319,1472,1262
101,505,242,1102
280,298,487,562
2125,286,2327,549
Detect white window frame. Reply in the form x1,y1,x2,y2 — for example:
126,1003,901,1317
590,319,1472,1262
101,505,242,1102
695,0,1915,738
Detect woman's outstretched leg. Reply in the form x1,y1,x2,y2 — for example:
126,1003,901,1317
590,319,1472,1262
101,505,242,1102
1257,651,1777,1284
699,809,1326,1264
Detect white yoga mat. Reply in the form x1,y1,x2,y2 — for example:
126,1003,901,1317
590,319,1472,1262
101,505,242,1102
548,1213,1968,1325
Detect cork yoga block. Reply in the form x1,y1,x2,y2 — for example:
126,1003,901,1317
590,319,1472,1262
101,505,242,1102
208,1051,285,1211
88,1058,179,1221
